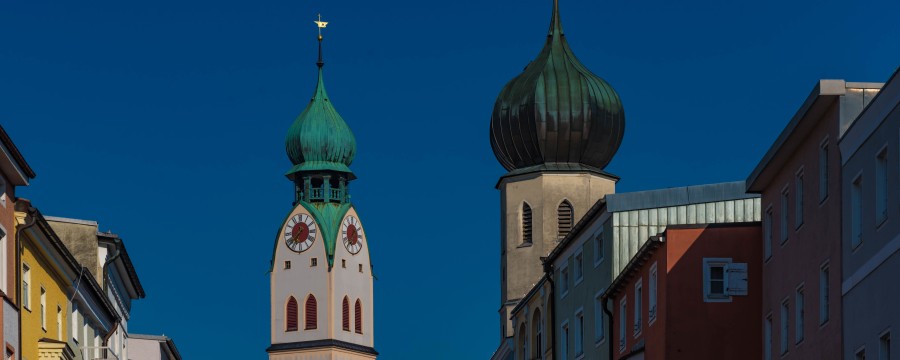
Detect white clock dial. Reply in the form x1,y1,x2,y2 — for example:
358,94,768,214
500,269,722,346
341,215,363,255
284,214,317,253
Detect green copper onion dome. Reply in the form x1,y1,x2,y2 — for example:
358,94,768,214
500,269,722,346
489,0,625,172
285,40,357,178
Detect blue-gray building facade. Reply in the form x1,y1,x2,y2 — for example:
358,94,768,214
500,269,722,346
839,69,900,360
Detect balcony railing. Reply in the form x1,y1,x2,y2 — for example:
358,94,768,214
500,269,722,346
81,346,119,360
305,186,347,203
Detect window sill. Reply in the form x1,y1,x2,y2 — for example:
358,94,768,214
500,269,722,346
561,291,569,299
574,277,584,287
594,338,606,347
575,353,585,360
648,317,657,327
594,258,604,269
517,243,533,249
818,196,828,207
795,222,805,232
876,216,888,230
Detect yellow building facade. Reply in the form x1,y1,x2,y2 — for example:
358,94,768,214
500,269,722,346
16,206,77,360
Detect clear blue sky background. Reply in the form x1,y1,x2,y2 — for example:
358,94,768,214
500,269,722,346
1,0,898,358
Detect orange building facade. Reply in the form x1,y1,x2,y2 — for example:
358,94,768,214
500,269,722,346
604,224,762,360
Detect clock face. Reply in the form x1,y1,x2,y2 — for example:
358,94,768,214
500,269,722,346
284,214,316,253
341,215,363,255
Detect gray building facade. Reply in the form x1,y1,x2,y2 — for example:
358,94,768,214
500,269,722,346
839,69,900,360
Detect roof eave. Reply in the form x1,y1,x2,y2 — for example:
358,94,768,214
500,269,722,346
0,125,36,185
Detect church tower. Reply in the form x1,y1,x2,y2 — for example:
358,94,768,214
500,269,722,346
268,17,378,360
489,0,625,342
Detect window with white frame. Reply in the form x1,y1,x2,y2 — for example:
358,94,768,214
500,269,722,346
594,293,604,343
0,227,6,295
781,187,789,243
764,207,773,260
649,263,658,323
703,258,748,302
619,299,626,352
852,175,863,247
780,299,789,355
40,287,46,330
876,147,888,225
575,308,584,356
57,305,62,340
795,285,804,343
820,140,829,202
765,314,773,360
574,249,584,285
22,264,30,309
560,321,569,359
820,263,830,324
560,265,570,296
593,231,604,267
72,303,79,342
634,279,642,335
879,330,890,360
795,170,804,228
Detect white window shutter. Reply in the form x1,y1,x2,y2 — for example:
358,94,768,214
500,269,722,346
726,263,748,296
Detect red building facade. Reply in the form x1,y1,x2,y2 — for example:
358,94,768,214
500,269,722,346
605,223,762,360
747,80,881,359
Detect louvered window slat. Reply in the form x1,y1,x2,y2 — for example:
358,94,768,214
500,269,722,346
342,297,350,331
286,297,298,331
355,299,363,334
558,201,573,240
305,295,317,330
522,203,533,244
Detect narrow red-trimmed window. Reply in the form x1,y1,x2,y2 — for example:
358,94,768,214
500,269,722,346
342,297,350,331
305,295,317,330
286,297,298,331
355,299,363,334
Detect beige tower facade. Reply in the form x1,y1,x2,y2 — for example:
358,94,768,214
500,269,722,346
498,171,616,338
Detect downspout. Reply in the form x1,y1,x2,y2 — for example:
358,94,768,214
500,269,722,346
542,259,555,360
15,204,36,360
100,238,122,353
603,297,614,360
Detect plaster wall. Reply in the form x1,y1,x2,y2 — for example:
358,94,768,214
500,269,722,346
128,338,162,360
757,102,843,360
20,230,70,360
499,172,615,337
4,300,18,360
510,280,553,360
45,221,100,285
271,204,374,349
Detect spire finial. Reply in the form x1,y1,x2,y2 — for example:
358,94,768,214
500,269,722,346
314,14,328,68
549,0,563,36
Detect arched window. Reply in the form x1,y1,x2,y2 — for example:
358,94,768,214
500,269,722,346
342,297,350,331
558,200,573,240
532,309,543,358
522,203,533,244
305,295,317,330
355,299,363,334
285,297,298,331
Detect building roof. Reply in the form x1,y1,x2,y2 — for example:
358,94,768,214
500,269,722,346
546,181,756,264
489,0,624,172
0,124,36,185
510,274,547,317
285,35,356,179
602,234,665,300
130,334,182,360
98,231,146,299
746,80,882,192
605,181,755,212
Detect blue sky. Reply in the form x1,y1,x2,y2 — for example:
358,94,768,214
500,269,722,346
1,0,898,358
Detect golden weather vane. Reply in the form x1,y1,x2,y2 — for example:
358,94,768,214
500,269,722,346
314,13,328,40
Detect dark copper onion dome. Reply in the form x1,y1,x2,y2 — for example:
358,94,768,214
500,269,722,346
490,0,624,172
